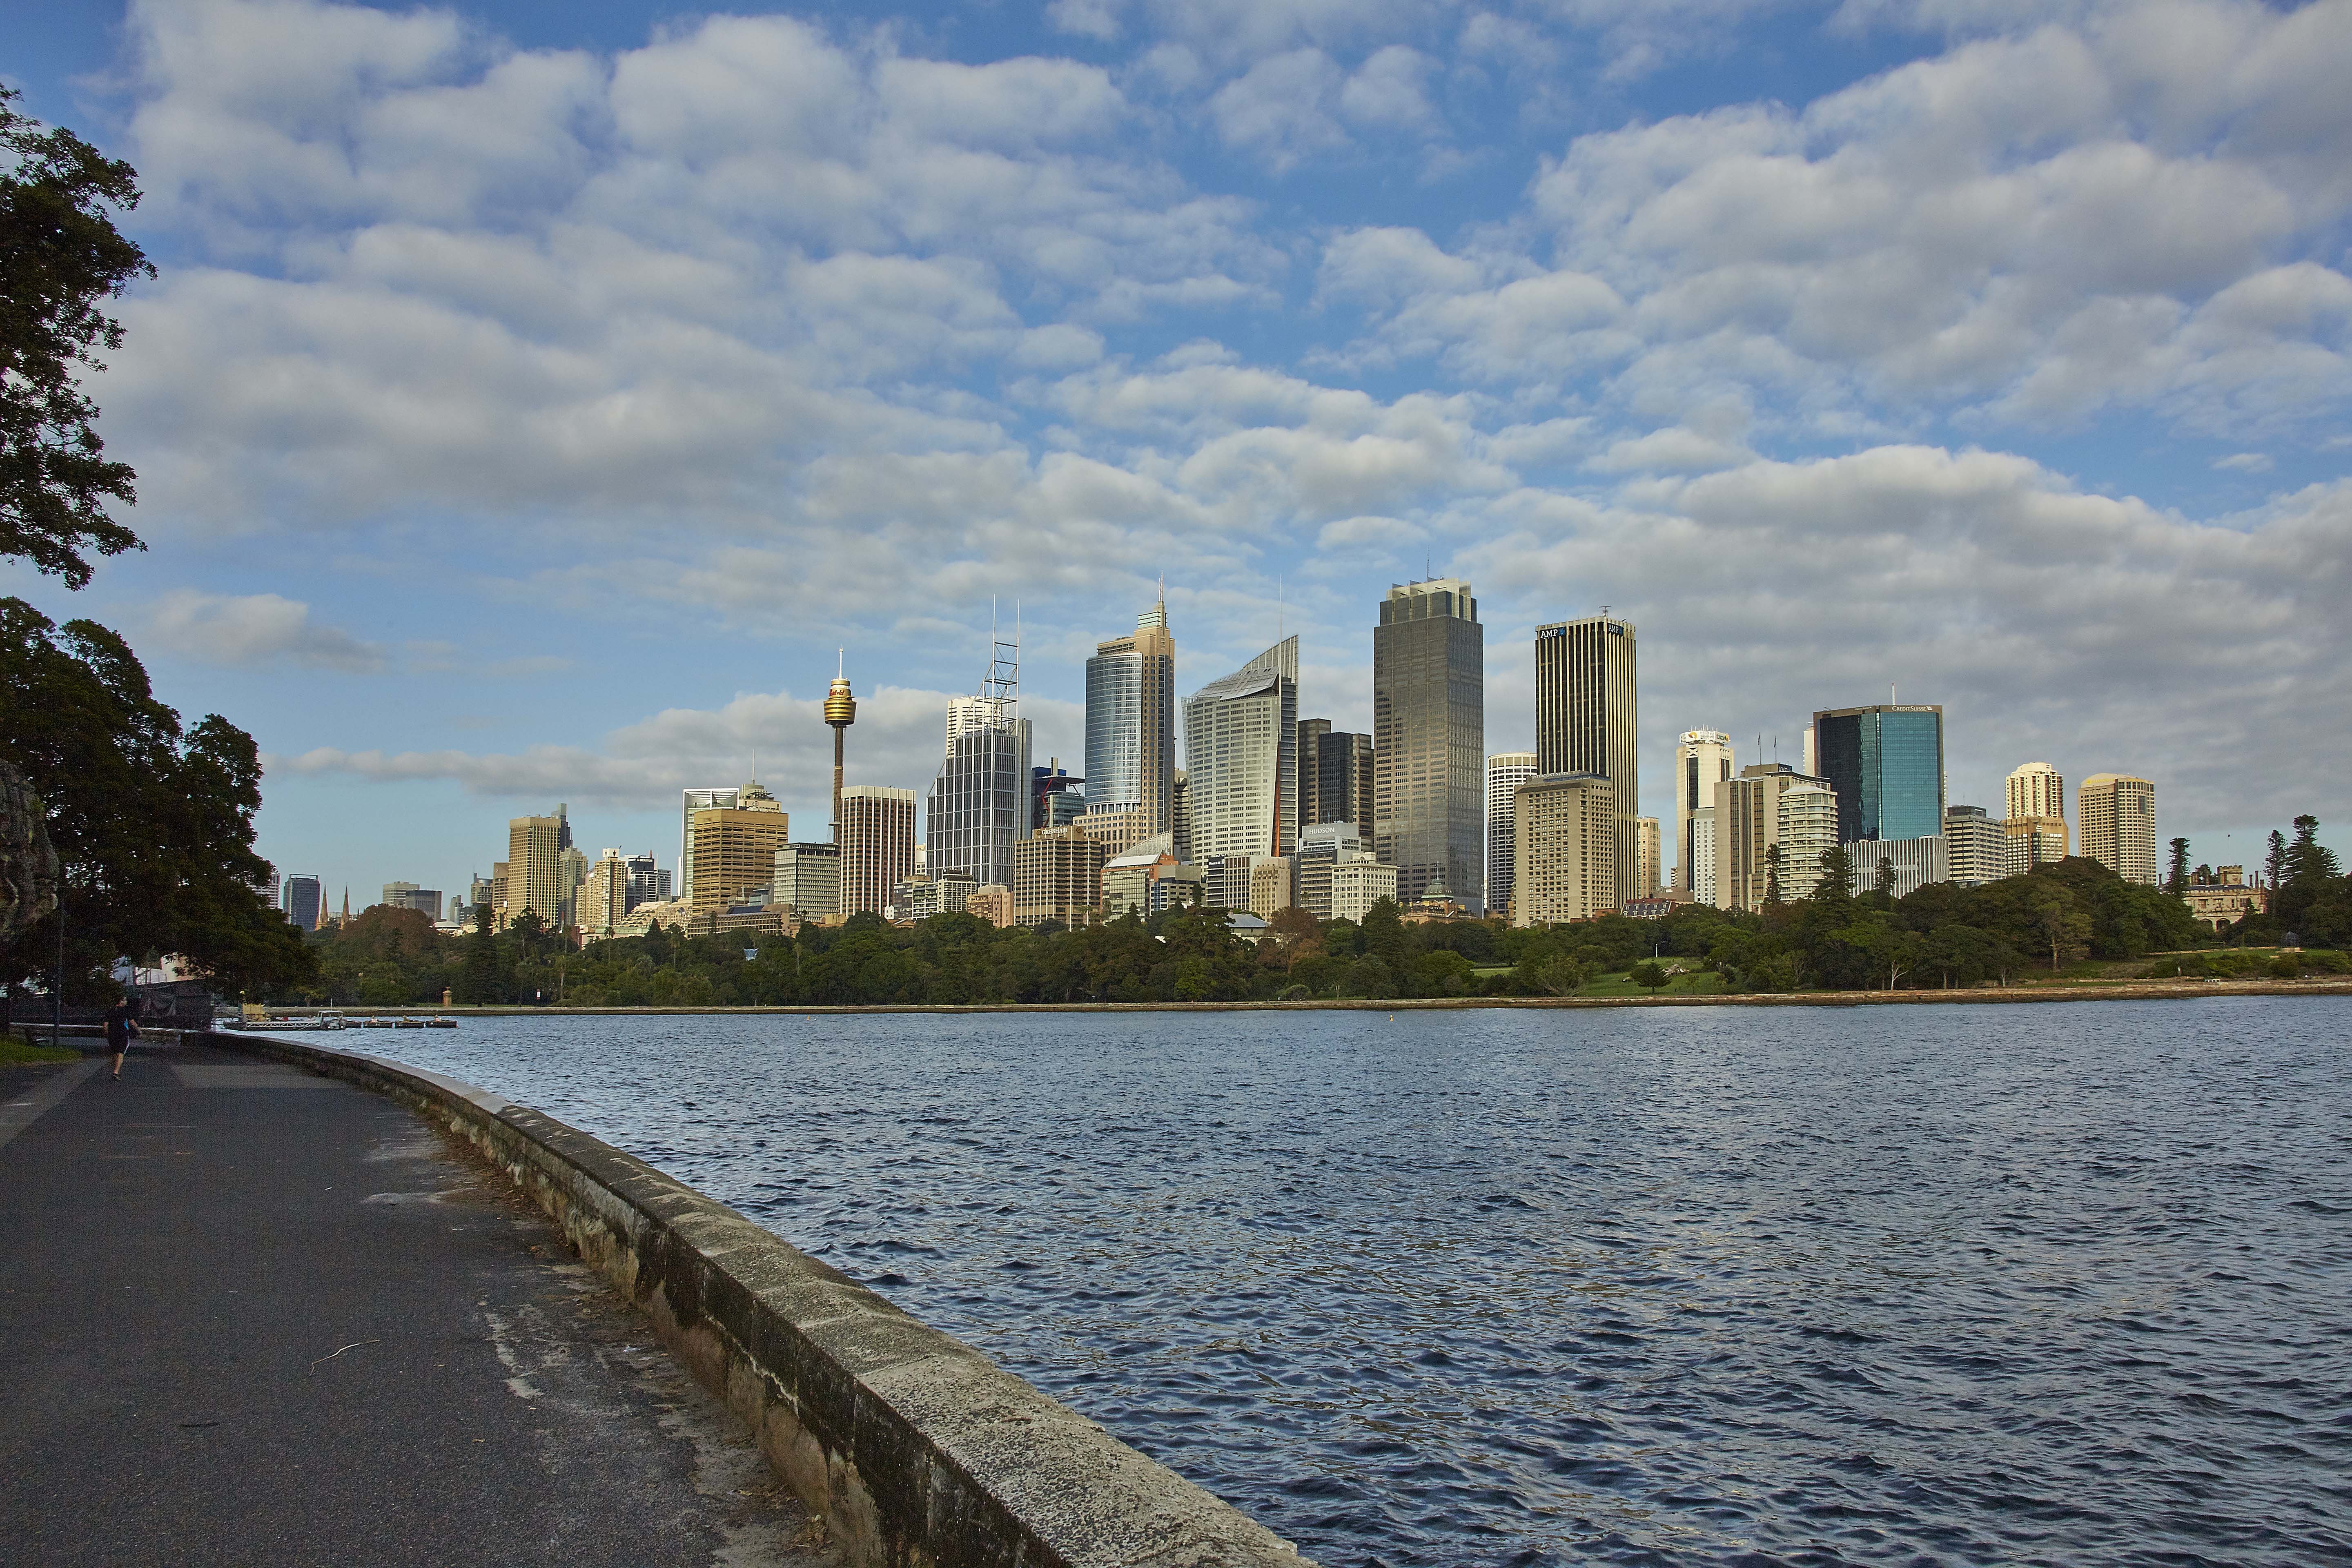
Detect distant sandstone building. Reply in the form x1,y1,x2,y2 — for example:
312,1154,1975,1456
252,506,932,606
2078,774,2158,885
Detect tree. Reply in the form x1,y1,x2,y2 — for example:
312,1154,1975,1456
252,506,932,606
2166,837,2190,895
2029,886,2092,972
454,901,506,1004
1,92,152,588
2285,816,2340,884
1874,856,1897,902
0,599,312,1000
1763,843,1784,906
1811,844,1855,909
2265,830,2288,891
1629,959,1669,992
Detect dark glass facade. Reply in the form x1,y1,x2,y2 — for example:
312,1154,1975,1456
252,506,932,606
1374,581,1484,912
1812,705,1944,842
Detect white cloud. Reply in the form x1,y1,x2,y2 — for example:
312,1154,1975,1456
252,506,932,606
1461,445,2352,826
2212,451,2272,473
141,590,385,671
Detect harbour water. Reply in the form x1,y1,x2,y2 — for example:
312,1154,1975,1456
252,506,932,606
376,1000,2350,1565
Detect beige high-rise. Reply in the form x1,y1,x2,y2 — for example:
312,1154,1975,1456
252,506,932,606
578,848,630,939
2079,774,2157,884
1635,816,1661,900
1013,825,1105,927
504,813,566,929
2004,762,2069,871
1717,764,1836,912
2006,762,2066,819
1535,617,1638,913
1512,773,1616,926
688,781,789,915
840,785,917,917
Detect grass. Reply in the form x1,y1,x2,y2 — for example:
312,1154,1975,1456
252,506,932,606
2,1032,82,1066
1575,967,1725,998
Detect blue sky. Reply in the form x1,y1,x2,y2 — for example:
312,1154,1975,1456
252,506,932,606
5,0,2347,904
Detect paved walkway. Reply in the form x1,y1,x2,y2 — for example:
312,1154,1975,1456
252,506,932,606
0,1035,831,1566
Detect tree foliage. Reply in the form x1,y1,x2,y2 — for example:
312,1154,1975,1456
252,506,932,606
0,598,312,1002
0,91,151,588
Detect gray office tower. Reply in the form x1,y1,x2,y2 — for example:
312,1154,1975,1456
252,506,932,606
281,874,323,931
1296,719,1373,842
1534,615,1638,914
927,634,1033,890
1812,705,1946,843
1373,579,1485,911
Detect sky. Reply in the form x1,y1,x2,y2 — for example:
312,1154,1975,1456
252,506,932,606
4,0,2347,906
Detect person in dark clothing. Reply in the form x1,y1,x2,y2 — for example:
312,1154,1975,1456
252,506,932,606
103,994,139,1081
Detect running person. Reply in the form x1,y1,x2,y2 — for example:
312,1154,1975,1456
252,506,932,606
102,994,139,1080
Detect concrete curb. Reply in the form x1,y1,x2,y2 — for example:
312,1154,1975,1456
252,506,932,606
218,1032,1311,1568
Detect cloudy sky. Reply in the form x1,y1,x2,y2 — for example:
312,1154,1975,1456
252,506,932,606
7,0,2347,904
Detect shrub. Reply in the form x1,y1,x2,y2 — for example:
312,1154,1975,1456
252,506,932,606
2268,953,2303,979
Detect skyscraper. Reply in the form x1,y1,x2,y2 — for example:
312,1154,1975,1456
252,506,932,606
688,781,788,916
505,810,568,928
1374,579,1485,912
623,853,669,911
2005,762,2069,869
578,849,629,938
1485,751,1538,921
1013,826,1105,928
1717,763,1835,912
840,786,917,917
1943,805,2007,886
1812,706,1946,844
1297,720,1374,842
678,787,741,904
1512,773,1615,926
1635,817,1661,900
1084,594,1177,837
1183,637,1298,863
773,842,843,921
282,874,322,931
929,634,1032,890
2079,774,2158,885
1535,615,1638,912
1673,731,1734,896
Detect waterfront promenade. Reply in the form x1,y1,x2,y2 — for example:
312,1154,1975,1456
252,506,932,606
0,1033,829,1566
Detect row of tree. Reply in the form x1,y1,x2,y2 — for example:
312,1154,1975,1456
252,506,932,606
263,842,2350,1008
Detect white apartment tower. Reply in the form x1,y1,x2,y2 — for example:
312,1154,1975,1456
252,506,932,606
1485,753,1539,922
1674,731,1734,897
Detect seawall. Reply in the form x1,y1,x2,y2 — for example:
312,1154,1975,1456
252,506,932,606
218,1032,1310,1568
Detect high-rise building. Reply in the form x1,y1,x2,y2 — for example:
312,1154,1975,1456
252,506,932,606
2006,762,2065,820
1013,825,1105,928
1943,805,2007,886
1674,731,1734,896
773,842,842,921
381,882,443,920
505,810,569,928
1205,854,1266,911
1634,817,1661,900
967,884,1014,928
2079,774,2158,885
282,874,323,931
840,785,916,917
1032,760,1085,831
1717,764,1835,912
1813,706,1946,845
1330,858,1400,924
688,781,789,915
1373,579,1484,913
465,872,492,916
623,853,669,911
678,788,742,904
1171,768,1194,866
1184,637,1298,864
488,862,508,922
1297,720,1374,842
930,635,1032,891
1249,856,1293,918
1511,773,1615,926
1293,822,1362,921
1841,835,1948,899
2003,763,2069,871
252,864,281,908
558,845,587,928
578,849,630,939
1689,806,1721,907
1485,752,1539,922
888,871,978,923
1535,615,1638,915
1085,594,1177,837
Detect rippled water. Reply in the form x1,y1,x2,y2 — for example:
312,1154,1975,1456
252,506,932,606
368,1000,2352,1565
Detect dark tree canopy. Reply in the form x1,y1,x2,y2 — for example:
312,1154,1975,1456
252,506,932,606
0,597,312,1000
0,89,151,589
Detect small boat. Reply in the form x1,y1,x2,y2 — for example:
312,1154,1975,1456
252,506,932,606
425,1018,457,1029
394,1018,423,1028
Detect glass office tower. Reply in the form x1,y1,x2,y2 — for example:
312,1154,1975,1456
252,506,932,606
1083,596,1176,836
1374,579,1486,913
1183,637,1299,862
1811,705,1945,844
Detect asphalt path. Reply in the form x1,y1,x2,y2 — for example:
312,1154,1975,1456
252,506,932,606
0,1036,830,1566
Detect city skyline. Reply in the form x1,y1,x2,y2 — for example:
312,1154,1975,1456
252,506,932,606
13,2,2342,904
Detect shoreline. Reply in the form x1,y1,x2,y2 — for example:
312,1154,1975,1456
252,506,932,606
240,979,2352,1017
